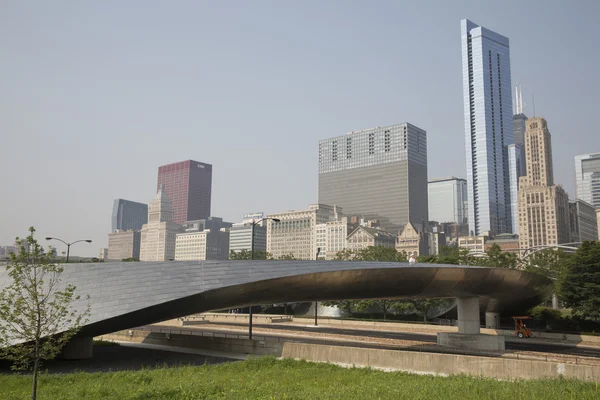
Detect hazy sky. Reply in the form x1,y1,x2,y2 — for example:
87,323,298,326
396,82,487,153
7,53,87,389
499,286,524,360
1,1,599,256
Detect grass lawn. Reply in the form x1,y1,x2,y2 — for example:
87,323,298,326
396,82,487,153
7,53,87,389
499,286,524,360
0,357,598,400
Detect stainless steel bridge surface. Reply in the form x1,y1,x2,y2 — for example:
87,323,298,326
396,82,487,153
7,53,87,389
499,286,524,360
0,260,552,338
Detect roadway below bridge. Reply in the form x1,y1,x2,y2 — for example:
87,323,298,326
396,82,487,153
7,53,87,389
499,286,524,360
143,322,600,359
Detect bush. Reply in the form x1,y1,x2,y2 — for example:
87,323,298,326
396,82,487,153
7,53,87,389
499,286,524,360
528,306,600,333
529,306,562,322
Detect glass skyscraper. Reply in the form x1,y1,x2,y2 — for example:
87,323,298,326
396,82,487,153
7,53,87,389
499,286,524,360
575,153,600,208
506,144,521,234
461,19,515,236
111,199,148,232
428,177,468,224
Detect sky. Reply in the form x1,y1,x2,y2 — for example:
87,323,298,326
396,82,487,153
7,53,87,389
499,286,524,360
1,0,599,256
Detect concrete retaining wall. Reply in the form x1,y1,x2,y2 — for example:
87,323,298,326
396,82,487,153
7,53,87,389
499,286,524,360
294,317,600,345
281,342,600,382
294,317,458,332
99,329,285,356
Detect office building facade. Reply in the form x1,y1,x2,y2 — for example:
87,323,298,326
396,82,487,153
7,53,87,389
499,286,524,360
111,199,148,232
267,204,338,260
458,235,487,254
427,231,447,256
347,226,397,252
139,188,182,262
175,229,229,261
461,19,515,236
396,222,426,257
314,207,352,260
575,153,600,208
485,233,520,254
597,209,600,241
157,160,212,224
569,200,599,243
428,177,468,224
318,123,428,233
107,230,141,261
518,117,570,249
98,248,108,261
229,223,267,254
0,246,17,258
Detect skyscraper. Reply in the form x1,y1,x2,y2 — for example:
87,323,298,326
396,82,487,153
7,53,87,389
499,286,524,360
568,200,598,243
513,84,528,177
506,144,522,234
318,123,428,233
111,199,148,232
461,19,515,236
518,117,570,249
575,153,600,208
428,177,468,224
139,187,182,262
157,160,212,225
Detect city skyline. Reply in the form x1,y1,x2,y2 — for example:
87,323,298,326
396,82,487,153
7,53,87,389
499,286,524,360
1,2,599,255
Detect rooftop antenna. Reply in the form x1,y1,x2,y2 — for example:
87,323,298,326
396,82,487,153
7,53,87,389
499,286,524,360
519,84,524,114
532,93,536,117
514,84,524,114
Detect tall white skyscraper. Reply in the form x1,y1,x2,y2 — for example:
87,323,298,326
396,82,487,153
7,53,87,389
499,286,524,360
461,19,515,236
575,153,600,209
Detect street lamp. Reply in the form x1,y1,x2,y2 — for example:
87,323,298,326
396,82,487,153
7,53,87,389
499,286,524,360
315,247,321,326
45,237,92,263
248,217,280,340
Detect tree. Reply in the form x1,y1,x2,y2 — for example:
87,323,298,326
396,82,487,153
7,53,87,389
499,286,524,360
229,249,272,260
321,300,359,316
355,299,412,320
0,227,90,400
559,241,600,321
278,253,298,260
121,257,140,262
483,243,517,268
333,249,359,261
523,248,570,308
435,246,477,266
522,248,569,283
334,246,405,262
408,299,449,322
357,246,406,262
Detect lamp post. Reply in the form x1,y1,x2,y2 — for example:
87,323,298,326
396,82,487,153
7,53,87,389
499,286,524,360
249,217,280,340
314,247,321,326
45,237,92,263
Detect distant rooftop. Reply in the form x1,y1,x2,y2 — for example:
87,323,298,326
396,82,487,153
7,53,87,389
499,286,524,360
428,177,466,183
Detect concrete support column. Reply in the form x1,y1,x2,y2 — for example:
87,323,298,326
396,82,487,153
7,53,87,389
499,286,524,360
485,312,500,329
61,336,93,360
552,293,559,310
456,297,480,334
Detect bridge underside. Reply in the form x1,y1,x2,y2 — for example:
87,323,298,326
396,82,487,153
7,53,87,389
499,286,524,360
0,261,552,355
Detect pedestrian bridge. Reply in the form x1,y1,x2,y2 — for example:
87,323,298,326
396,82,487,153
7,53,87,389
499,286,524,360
0,260,552,355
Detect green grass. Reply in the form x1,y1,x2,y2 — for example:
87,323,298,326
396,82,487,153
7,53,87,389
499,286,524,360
0,357,598,400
